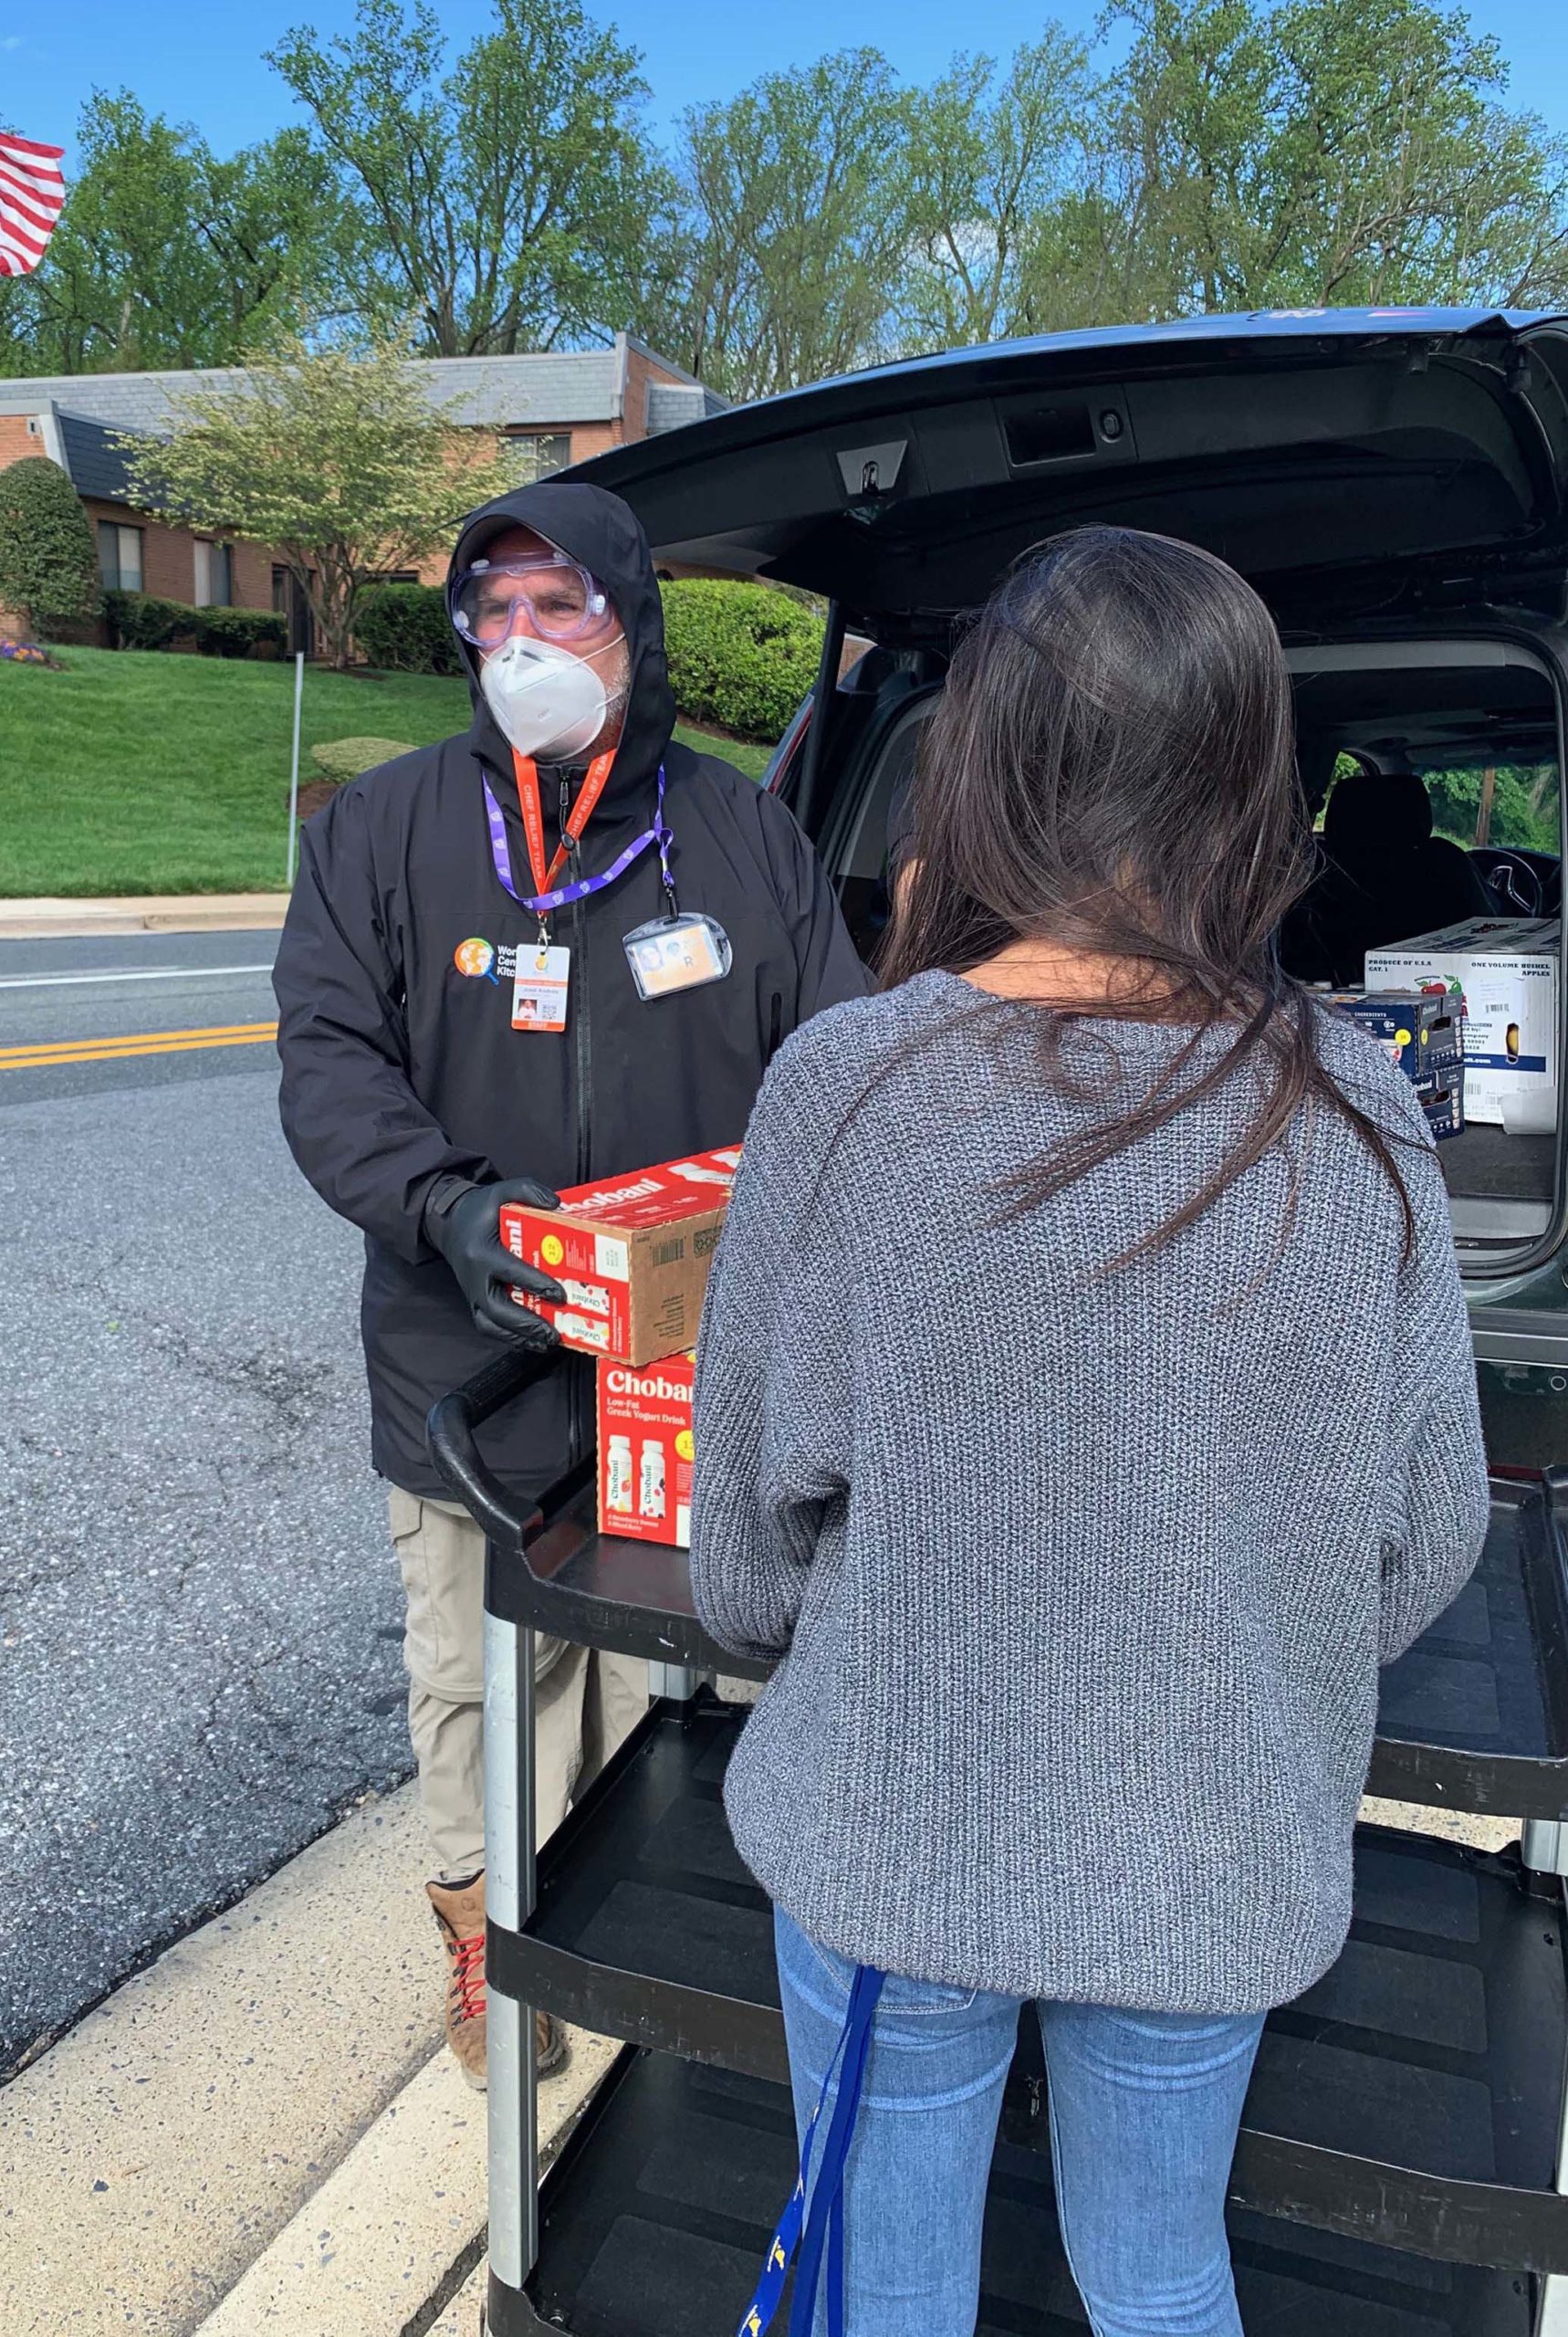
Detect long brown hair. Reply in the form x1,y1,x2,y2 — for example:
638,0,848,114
879,525,1416,1259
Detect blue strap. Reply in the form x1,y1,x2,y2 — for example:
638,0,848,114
734,1962,883,2337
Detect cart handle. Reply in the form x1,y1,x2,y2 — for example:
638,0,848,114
425,1343,557,1550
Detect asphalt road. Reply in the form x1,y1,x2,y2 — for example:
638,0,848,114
0,930,411,2072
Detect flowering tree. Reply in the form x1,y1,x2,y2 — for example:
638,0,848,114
120,331,509,668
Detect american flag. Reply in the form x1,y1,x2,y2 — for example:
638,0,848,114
0,133,67,278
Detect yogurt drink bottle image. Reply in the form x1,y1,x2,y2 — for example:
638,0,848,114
639,1440,667,1520
607,1434,634,1514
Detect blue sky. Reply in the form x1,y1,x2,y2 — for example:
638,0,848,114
3,0,1564,166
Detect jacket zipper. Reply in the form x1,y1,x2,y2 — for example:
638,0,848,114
564,776,591,1465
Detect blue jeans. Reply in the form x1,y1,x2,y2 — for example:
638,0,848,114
775,1906,1265,2337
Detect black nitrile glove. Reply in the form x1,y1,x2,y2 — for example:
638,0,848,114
423,1175,566,1344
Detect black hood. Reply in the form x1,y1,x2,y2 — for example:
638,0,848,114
446,479,676,810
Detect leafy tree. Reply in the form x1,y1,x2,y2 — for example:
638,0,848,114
1011,0,1568,331
895,37,1096,352
118,333,510,669
0,457,100,637
1427,763,1559,855
663,51,910,403
0,91,345,375
267,0,671,357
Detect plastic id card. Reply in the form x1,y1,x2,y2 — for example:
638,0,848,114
623,913,733,1001
512,944,571,1032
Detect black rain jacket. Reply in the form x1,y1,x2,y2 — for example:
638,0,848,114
273,480,869,1501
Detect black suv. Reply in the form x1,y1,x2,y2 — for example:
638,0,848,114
453,311,1568,2337
582,305,1568,1467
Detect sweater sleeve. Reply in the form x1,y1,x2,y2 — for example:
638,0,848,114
1377,1132,1490,1664
273,784,495,1264
690,1028,855,1661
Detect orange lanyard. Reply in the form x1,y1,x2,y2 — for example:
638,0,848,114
512,748,617,899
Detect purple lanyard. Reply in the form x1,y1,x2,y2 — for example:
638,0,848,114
480,765,675,918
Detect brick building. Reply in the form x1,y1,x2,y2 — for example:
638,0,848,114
0,334,725,649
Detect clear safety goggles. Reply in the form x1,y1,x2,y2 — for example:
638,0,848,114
451,552,615,650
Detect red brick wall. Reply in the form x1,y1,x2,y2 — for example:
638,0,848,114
78,498,275,611
0,414,45,468
569,421,621,462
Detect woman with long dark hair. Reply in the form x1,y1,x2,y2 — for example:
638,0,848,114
690,526,1489,2336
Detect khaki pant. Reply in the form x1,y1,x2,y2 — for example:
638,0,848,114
389,1489,648,1880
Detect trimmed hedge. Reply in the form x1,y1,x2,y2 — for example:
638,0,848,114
659,579,822,742
0,456,100,636
103,591,194,650
354,582,463,675
310,736,415,782
193,605,287,659
103,592,287,657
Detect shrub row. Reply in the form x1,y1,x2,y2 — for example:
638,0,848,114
658,578,822,742
103,591,287,658
352,582,464,675
348,574,821,742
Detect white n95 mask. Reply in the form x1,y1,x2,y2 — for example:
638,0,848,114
480,632,623,760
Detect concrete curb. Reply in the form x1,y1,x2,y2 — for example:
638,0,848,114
0,1786,439,2337
0,894,288,938
189,2028,618,2337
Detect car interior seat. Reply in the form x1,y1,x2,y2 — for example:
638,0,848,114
1279,766,1493,987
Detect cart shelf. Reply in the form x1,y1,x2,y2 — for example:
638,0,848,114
496,2044,1538,2337
494,1698,1568,2277
471,1470,1568,1818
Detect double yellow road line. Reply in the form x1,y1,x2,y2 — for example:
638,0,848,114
0,1020,279,1072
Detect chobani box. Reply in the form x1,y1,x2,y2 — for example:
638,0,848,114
1366,919,1559,1130
499,1148,737,1365
598,1350,695,1546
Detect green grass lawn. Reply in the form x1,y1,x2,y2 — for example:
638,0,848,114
0,645,773,896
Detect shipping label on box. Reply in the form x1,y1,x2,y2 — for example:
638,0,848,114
1365,918,1559,1130
500,1147,738,1365
598,1351,695,1547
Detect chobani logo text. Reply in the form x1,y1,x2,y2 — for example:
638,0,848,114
608,1368,691,1400
572,1178,663,1213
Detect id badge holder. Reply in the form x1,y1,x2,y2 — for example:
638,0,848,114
623,912,733,1001
512,942,571,1032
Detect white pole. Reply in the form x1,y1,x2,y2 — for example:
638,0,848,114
287,649,305,886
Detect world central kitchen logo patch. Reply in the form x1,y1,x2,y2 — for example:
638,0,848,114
454,938,520,984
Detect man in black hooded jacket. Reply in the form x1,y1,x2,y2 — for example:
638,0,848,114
273,481,867,2083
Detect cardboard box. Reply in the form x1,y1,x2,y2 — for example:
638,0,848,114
1324,988,1466,1140
598,1350,695,1546
1365,919,1559,1131
499,1147,738,1365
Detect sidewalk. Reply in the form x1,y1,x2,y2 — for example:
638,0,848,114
0,1783,610,2337
0,894,288,938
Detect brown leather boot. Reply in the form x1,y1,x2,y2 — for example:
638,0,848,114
427,1873,489,2090
426,1874,567,2088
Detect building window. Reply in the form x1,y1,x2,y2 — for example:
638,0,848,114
193,540,233,606
98,521,143,593
503,430,571,485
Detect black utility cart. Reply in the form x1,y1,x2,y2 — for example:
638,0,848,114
432,1347,1568,2337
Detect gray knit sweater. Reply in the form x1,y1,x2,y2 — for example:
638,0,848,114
690,972,1490,2014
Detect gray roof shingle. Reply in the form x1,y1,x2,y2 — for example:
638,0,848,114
647,382,727,434
55,409,141,500
0,348,642,435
